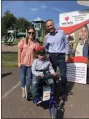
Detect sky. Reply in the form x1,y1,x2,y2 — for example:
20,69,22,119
2,1,89,28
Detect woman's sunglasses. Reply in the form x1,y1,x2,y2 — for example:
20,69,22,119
28,32,35,35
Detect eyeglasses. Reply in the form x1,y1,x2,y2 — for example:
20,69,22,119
28,32,35,35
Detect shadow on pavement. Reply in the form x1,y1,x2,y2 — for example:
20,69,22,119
1,72,12,78
39,80,75,116
40,101,49,109
56,81,75,119
87,67,89,84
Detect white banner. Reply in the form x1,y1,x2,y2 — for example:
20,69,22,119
60,10,89,27
67,63,87,84
67,56,88,84
59,10,89,34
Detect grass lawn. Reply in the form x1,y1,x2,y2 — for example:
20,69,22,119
2,52,18,67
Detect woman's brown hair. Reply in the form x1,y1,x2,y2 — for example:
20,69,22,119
26,26,35,45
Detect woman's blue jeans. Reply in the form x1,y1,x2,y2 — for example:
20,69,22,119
20,64,32,88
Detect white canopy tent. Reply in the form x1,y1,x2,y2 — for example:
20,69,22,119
77,1,89,6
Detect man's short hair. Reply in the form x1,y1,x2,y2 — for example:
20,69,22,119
45,19,54,24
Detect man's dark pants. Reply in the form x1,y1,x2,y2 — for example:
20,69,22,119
49,53,67,94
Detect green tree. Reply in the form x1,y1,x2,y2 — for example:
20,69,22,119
16,17,32,32
1,17,6,36
2,10,32,36
2,10,17,31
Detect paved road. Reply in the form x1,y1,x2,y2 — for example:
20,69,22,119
2,44,18,52
1,67,89,118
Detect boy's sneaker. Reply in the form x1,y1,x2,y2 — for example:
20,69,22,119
33,97,42,105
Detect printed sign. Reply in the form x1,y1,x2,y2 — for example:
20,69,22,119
67,56,88,84
59,10,89,34
43,86,51,101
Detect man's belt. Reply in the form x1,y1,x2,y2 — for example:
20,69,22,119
49,53,65,55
